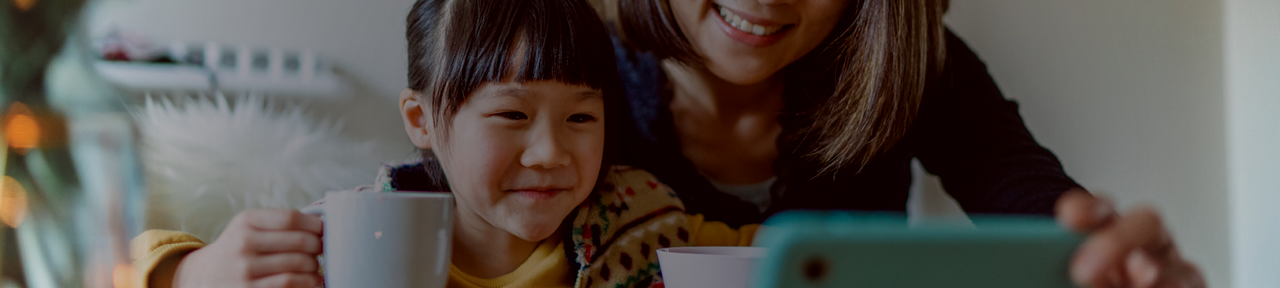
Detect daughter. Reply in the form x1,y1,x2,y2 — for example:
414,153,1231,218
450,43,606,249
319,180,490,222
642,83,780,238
130,0,756,287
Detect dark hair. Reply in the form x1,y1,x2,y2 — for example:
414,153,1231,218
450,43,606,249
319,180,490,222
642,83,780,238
614,0,949,175
406,0,623,187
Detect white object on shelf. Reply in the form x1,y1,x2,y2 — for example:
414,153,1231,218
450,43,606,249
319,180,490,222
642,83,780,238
269,48,284,80
203,42,220,69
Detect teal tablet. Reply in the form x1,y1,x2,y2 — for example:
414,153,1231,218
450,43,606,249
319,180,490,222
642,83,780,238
752,211,1084,288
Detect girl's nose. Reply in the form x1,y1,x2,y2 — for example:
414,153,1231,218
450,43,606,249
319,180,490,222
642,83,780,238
520,125,572,169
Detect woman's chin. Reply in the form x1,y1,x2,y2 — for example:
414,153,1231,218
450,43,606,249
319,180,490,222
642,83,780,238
705,58,783,86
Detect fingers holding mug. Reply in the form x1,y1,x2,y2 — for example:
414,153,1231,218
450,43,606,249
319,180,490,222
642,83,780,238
243,209,323,235
251,272,322,288
247,253,320,279
247,231,322,254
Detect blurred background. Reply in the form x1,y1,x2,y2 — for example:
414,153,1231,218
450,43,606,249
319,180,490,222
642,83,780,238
81,0,1278,288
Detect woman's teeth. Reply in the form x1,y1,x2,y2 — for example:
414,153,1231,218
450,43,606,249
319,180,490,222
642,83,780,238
718,6,785,36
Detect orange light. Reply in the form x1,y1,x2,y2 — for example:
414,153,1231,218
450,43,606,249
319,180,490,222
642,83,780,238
0,176,28,228
12,0,36,11
4,102,39,154
112,264,137,288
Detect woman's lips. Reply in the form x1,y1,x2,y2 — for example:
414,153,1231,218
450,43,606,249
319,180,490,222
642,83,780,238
713,4,793,47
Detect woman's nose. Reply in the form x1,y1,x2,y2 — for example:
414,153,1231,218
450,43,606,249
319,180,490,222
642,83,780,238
520,126,572,169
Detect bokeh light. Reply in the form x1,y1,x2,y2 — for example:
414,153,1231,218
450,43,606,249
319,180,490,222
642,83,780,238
0,176,29,228
12,0,36,11
4,102,40,154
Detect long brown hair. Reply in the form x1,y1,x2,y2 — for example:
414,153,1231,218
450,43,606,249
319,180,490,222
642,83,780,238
606,0,949,175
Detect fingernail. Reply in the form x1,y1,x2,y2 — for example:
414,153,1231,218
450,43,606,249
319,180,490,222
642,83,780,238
1141,264,1159,286
1128,251,1159,286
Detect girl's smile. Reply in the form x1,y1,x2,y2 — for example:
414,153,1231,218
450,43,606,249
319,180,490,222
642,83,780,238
506,183,576,200
509,189,569,200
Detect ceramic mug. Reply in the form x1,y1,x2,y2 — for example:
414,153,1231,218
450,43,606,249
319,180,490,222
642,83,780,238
301,191,454,288
657,247,767,288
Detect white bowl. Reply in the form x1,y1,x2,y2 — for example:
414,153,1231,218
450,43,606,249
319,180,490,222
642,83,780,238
657,247,767,288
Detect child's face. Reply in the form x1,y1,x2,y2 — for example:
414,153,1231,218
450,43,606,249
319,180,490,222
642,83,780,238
406,80,605,242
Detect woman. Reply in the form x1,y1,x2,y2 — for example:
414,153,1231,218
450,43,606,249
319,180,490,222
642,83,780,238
602,0,1205,287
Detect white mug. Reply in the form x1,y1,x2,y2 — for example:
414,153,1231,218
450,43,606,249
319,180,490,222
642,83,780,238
301,191,454,288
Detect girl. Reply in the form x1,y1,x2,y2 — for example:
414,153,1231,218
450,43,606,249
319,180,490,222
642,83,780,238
130,0,755,287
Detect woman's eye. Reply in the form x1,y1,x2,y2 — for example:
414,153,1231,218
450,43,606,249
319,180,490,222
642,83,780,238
567,114,596,123
496,111,528,120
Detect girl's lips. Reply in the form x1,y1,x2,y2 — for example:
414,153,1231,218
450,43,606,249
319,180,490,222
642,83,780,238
712,5,793,47
510,189,567,200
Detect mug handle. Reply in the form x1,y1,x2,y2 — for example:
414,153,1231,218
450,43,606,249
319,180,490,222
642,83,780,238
299,204,323,215
297,200,327,285
299,199,325,217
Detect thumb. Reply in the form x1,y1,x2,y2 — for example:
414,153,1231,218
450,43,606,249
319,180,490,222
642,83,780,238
1055,188,1116,232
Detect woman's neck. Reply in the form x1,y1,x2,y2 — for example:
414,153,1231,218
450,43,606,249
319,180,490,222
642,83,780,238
662,61,785,118
662,60,786,185
450,209,549,279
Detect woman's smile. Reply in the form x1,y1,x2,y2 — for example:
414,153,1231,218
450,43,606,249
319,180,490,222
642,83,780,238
712,3,794,46
669,0,847,85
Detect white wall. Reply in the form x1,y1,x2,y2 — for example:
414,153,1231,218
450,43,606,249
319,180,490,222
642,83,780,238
87,0,416,144
944,1,1229,287
1225,0,1280,287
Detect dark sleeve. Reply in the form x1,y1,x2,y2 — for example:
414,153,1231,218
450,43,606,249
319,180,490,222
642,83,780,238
910,30,1082,215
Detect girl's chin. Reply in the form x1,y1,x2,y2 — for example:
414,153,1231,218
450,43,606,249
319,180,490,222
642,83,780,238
507,219,565,242
499,205,578,241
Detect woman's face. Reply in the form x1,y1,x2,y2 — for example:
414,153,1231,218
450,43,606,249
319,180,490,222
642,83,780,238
669,0,849,85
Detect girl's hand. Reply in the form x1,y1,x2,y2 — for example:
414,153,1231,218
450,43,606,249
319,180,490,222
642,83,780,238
172,209,324,288
1055,189,1206,288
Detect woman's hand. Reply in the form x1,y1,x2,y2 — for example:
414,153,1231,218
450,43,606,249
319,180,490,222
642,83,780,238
172,209,324,288
1055,189,1206,288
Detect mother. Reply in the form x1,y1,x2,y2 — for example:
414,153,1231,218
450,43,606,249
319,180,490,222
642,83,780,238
601,0,1203,286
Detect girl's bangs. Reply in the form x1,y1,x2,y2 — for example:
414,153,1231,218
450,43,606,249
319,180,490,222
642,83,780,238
443,0,615,92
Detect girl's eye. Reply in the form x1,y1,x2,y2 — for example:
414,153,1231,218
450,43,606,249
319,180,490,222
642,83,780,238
567,114,596,123
496,111,528,120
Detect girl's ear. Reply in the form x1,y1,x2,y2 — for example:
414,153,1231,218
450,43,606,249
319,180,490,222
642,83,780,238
400,88,433,149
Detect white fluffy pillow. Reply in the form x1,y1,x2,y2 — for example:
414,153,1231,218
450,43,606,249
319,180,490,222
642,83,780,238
134,94,406,241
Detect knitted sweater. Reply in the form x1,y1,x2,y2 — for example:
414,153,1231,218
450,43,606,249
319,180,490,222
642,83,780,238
375,158,757,287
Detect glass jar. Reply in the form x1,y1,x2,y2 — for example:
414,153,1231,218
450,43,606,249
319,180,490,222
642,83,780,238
2,0,148,287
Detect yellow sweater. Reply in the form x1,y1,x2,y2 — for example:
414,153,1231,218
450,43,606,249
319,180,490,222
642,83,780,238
131,215,756,288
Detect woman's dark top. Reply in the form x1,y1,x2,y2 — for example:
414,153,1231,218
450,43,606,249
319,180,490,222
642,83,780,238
611,29,1082,227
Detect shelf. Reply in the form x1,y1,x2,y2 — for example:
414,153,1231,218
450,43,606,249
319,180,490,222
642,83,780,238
94,62,349,97
95,62,213,91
